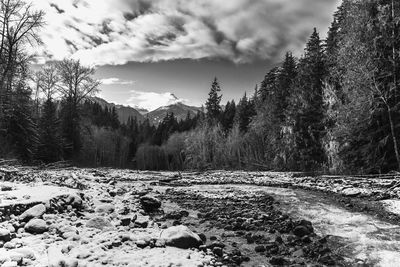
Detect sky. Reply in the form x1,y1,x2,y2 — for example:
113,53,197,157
32,0,341,111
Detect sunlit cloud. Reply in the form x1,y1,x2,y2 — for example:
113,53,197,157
100,78,135,85
31,0,340,66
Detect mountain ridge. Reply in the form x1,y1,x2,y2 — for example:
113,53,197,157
89,96,202,125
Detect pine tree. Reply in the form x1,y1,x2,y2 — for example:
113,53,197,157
276,52,297,122
221,100,236,131
6,83,38,162
236,93,256,133
37,99,63,163
205,77,222,123
292,28,327,171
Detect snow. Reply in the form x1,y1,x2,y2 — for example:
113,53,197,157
0,182,76,207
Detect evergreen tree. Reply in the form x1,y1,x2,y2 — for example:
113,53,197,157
221,100,236,131
6,83,38,162
37,99,63,163
236,93,256,133
276,52,297,122
205,77,222,123
291,28,327,171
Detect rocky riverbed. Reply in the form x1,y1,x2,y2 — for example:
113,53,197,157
0,166,399,266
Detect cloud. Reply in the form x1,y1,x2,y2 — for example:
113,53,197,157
100,78,135,85
31,0,340,66
127,90,186,111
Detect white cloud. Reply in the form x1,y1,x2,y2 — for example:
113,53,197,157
100,78,135,85
31,0,340,66
127,90,186,111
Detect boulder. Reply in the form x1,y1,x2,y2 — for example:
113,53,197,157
293,226,311,238
24,219,48,234
140,195,161,211
342,188,361,197
19,204,46,222
161,225,203,249
86,216,113,230
0,229,11,242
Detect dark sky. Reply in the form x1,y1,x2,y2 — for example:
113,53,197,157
33,0,342,110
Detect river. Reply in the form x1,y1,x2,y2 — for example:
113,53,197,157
179,184,400,267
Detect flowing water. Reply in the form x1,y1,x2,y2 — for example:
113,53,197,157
183,184,400,267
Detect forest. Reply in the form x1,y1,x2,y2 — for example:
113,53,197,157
0,0,399,174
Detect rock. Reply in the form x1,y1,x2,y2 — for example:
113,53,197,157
198,233,207,243
0,229,11,242
135,239,149,248
293,249,304,257
140,195,161,211
342,188,361,197
134,216,149,228
48,247,78,267
1,185,12,191
86,217,113,230
120,214,136,226
12,248,35,260
213,246,223,257
269,256,287,265
64,194,83,208
161,225,203,249
206,241,225,249
293,226,311,237
95,204,115,214
19,204,46,222
255,245,266,253
24,219,48,234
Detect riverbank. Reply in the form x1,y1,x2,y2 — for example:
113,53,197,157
0,165,355,266
163,170,400,225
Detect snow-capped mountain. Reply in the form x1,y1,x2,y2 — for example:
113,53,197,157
145,102,202,125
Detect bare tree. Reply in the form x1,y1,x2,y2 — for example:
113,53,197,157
56,59,100,157
56,59,100,105
0,0,44,122
37,63,59,100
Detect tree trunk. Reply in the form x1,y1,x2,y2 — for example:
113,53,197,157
387,105,400,170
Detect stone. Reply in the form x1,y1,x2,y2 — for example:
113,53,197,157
212,247,223,257
0,229,11,242
134,216,149,228
255,245,266,253
19,204,46,222
293,249,304,257
135,239,149,248
161,225,203,249
342,188,361,197
95,204,115,214
1,185,13,191
140,195,161,211
120,215,136,226
86,217,113,230
64,194,83,208
293,226,311,238
24,219,48,234
269,256,287,265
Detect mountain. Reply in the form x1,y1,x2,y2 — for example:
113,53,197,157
89,97,144,123
136,108,150,115
145,102,202,125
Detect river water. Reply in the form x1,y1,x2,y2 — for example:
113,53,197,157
182,184,400,267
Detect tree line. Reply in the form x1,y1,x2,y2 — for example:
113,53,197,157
1,0,399,174
144,0,400,173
